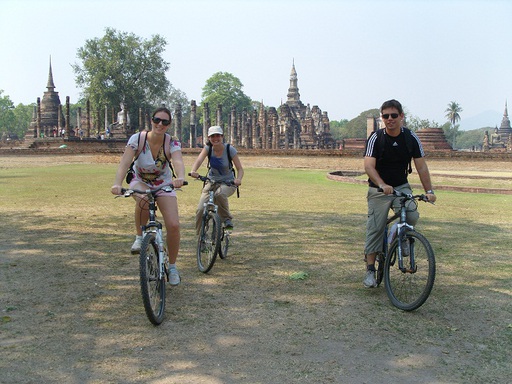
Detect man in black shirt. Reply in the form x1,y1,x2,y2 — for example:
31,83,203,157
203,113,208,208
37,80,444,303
362,99,437,288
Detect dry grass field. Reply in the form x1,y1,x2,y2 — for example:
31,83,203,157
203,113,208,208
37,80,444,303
1,153,511,384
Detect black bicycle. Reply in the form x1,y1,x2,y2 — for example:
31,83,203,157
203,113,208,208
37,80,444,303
190,174,233,273
375,189,436,311
118,183,186,325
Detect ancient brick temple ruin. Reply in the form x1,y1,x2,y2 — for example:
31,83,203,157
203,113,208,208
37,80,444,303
27,59,65,139
27,60,336,149
192,62,336,149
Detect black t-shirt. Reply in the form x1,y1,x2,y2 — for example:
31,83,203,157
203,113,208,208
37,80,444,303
364,128,424,188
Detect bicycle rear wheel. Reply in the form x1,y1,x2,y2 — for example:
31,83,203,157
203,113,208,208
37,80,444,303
197,212,221,273
139,233,166,325
219,228,230,259
384,230,435,311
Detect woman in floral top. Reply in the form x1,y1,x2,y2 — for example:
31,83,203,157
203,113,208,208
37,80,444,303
111,107,186,286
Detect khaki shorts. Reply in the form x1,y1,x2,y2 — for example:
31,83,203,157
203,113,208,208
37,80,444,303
364,183,419,255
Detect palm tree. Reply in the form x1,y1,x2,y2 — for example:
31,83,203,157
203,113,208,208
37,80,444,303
445,101,463,127
445,101,463,147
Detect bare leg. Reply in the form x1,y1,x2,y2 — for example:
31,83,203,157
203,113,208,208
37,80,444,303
156,196,180,264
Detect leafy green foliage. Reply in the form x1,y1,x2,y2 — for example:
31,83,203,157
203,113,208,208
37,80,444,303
0,91,33,139
0,90,15,134
72,28,172,127
328,119,348,140
456,127,489,150
201,72,252,124
341,109,379,139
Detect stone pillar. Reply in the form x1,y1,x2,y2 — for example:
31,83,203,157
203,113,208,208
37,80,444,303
105,106,109,134
36,98,41,138
66,96,70,138
86,99,91,138
190,100,197,148
203,102,210,145
58,105,63,136
216,104,223,128
269,107,278,149
77,107,82,137
367,116,378,137
174,103,182,141
230,105,237,146
241,108,248,148
250,109,256,149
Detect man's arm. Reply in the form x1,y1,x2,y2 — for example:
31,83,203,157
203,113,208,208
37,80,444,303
413,157,437,202
364,156,393,195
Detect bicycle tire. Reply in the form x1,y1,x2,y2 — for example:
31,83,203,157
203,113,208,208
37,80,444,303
197,211,221,273
384,230,435,311
219,228,229,259
139,233,166,325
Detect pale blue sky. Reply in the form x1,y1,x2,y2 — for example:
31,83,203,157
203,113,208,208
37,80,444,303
1,0,510,129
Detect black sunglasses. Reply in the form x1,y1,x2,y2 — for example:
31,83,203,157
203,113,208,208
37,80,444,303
382,113,399,119
152,117,171,126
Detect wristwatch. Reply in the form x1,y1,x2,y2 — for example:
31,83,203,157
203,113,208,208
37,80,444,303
426,190,435,194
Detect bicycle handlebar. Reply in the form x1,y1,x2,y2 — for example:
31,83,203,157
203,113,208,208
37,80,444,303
119,181,187,197
377,188,431,203
188,173,235,186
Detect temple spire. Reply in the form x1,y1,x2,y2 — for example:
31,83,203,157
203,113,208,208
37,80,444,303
47,56,55,91
286,60,300,107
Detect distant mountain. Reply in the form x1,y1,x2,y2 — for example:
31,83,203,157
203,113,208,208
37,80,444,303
459,110,502,131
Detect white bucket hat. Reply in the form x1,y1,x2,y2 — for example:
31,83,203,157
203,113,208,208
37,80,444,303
208,126,223,136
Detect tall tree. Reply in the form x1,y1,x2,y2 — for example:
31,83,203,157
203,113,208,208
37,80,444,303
72,28,171,128
201,72,252,125
445,101,463,147
0,90,16,137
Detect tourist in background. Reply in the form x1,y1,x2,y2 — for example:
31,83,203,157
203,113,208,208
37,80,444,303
189,126,244,233
110,107,186,286
362,99,436,288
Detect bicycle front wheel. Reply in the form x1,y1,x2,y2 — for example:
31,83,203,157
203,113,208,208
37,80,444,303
219,228,230,259
139,233,166,325
384,230,435,311
197,212,221,273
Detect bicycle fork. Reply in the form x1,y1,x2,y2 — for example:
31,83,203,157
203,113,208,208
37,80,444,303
396,223,417,273
144,223,168,281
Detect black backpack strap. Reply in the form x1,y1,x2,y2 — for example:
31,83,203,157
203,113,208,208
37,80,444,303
163,133,177,178
403,128,414,174
226,144,240,198
207,143,213,169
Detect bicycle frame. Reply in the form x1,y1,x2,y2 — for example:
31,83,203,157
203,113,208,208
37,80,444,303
142,192,167,281
385,203,417,273
119,184,186,280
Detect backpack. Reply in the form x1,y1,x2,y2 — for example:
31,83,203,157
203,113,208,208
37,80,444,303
207,143,239,198
125,131,176,184
375,127,414,174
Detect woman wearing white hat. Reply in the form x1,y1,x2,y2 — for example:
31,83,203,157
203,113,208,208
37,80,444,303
189,126,244,232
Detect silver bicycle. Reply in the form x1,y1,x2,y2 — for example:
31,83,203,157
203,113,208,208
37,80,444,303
190,174,233,273
118,183,186,325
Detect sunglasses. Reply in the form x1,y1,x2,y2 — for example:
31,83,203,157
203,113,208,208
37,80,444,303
152,117,171,126
382,113,400,119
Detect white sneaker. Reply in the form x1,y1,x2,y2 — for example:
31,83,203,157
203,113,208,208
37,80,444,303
363,270,377,288
131,236,142,254
168,268,181,286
